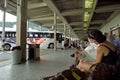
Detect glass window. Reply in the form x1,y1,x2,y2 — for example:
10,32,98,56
44,33,47,38
46,33,51,38
9,33,11,37
29,33,33,37
40,34,43,37
12,33,14,37
35,33,38,37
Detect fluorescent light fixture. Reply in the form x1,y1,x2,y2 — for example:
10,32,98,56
84,23,87,27
84,12,90,21
83,28,88,30
85,0,94,8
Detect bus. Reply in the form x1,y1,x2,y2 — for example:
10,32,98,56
27,31,63,49
0,30,63,50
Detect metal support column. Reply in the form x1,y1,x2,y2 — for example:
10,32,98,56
54,13,57,51
1,0,7,51
64,23,66,40
69,29,71,48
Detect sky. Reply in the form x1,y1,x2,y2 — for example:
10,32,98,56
0,10,46,31
0,10,16,22
0,10,39,31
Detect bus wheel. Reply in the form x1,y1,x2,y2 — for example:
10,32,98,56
48,43,54,49
4,44,11,51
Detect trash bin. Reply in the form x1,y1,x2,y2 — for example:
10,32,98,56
11,46,21,64
35,44,40,60
28,44,40,60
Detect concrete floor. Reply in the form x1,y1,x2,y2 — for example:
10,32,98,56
0,49,75,80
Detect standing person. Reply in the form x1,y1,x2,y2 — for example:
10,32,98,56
77,29,118,80
113,37,120,52
64,38,69,49
82,39,89,49
107,31,115,43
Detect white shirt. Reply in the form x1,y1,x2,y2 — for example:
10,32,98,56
77,44,98,61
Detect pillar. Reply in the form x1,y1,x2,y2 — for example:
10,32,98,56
54,13,57,51
16,0,27,62
64,23,66,40
1,0,7,51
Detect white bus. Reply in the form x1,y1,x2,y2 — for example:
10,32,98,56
27,31,63,49
0,30,63,50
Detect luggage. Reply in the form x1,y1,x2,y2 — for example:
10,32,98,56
40,68,88,80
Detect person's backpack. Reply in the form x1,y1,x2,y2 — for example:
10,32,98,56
91,63,117,80
40,68,88,80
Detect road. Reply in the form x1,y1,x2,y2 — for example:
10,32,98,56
0,51,11,67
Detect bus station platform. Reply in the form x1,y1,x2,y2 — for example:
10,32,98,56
0,48,75,80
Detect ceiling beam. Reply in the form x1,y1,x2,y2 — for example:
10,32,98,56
28,2,47,9
99,10,120,29
57,27,70,30
29,13,53,19
90,20,105,24
28,7,50,12
88,27,100,30
43,0,67,24
7,4,16,11
57,4,120,16
29,16,60,21
69,21,83,25
75,31,83,33
61,8,91,16
81,0,85,33
73,28,83,30
43,0,77,38
28,11,53,18
61,9,83,16
87,0,98,30
42,22,64,26
95,4,120,13
7,0,17,8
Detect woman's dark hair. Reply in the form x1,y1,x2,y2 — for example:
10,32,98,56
87,29,106,43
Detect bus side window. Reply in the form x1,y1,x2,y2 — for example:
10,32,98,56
5,32,7,37
26,32,28,37
7,33,9,37
44,33,47,38
15,33,16,37
29,33,33,37
9,33,11,37
35,33,38,38
51,33,54,38
47,33,51,38
12,33,14,37
40,34,43,38
13,33,15,37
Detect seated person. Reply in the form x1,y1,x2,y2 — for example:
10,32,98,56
71,39,89,57
70,39,90,66
113,38,120,52
77,29,118,80
41,29,119,80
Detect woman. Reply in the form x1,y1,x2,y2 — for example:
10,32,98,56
41,29,118,80
77,29,118,80
72,39,89,67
